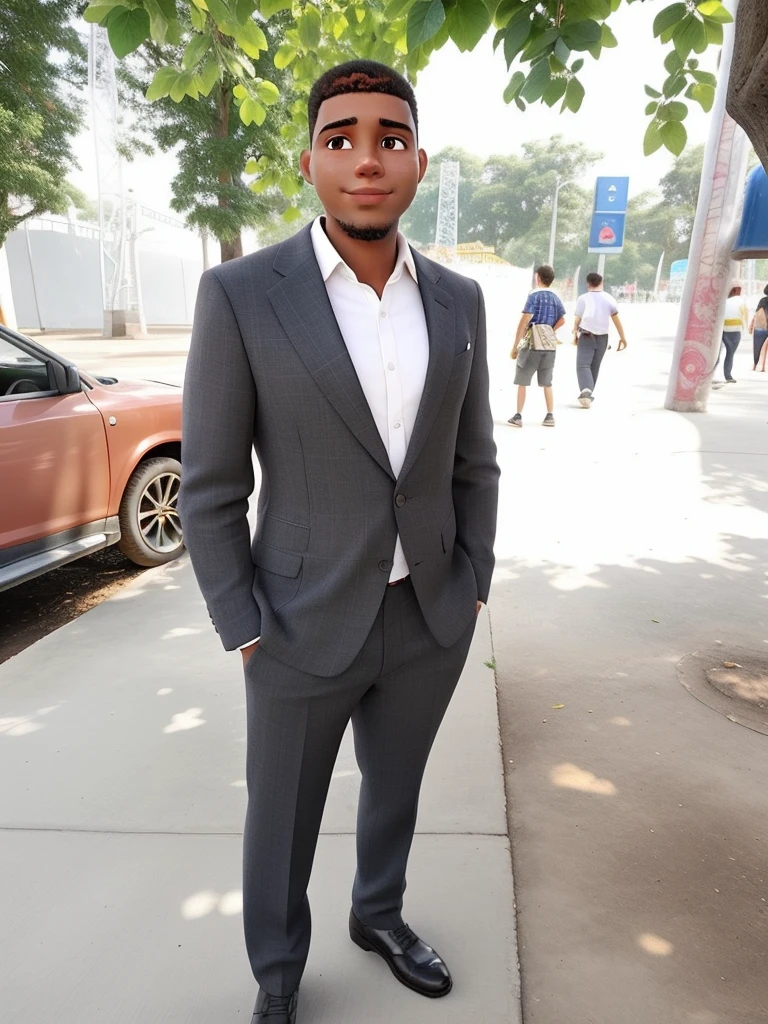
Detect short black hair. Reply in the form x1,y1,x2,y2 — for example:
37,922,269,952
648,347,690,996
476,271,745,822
764,283,768,296
586,272,603,287
536,265,555,287
308,60,418,143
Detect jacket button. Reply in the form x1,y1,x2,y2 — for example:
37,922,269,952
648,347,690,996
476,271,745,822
395,493,407,507
378,559,392,572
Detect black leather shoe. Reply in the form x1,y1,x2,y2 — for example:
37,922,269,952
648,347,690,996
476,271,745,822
349,910,452,998
251,987,298,1022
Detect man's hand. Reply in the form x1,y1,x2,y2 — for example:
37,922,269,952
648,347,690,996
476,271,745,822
617,338,628,352
241,641,260,667
572,333,579,346
511,347,519,360
477,601,483,616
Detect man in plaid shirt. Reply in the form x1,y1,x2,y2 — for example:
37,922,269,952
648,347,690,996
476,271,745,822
508,264,566,428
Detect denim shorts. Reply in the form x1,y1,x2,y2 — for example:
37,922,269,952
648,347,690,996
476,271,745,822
514,347,556,387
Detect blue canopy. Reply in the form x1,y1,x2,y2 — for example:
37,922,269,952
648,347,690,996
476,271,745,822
732,164,768,260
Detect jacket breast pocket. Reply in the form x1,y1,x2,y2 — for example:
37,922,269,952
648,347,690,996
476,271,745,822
253,541,302,611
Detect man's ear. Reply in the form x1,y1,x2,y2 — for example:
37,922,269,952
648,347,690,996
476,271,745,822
417,149,428,184
299,149,313,184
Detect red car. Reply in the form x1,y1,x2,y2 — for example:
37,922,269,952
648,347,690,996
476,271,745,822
0,324,184,591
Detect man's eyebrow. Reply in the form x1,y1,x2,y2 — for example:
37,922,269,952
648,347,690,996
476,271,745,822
318,117,357,134
380,118,413,134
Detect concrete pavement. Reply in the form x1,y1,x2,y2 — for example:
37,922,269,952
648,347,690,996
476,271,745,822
488,310,768,1024
0,563,520,1022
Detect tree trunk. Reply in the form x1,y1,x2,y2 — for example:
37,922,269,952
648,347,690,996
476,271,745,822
726,0,768,171
215,81,244,263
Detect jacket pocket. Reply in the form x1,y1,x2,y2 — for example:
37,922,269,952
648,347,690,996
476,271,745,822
253,541,303,612
253,542,302,578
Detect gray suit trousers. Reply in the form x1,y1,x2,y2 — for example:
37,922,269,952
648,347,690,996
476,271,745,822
243,578,476,996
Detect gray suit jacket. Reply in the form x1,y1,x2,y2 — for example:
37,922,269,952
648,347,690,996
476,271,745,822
179,224,499,677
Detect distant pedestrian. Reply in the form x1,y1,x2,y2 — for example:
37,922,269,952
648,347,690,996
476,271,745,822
509,265,566,428
717,284,748,384
572,273,628,408
749,283,768,371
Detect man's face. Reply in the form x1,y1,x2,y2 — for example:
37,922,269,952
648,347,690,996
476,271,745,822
300,91,427,238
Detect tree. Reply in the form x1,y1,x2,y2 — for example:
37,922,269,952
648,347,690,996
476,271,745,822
119,9,301,261
0,0,86,249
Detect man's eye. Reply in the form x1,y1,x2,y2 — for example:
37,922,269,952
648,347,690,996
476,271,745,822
381,137,406,151
326,136,352,150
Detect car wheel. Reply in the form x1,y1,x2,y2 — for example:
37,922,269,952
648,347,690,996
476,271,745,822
118,457,184,567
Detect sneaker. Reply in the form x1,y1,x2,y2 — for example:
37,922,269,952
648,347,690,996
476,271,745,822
508,413,523,427
578,389,593,408
542,413,555,427
725,378,737,384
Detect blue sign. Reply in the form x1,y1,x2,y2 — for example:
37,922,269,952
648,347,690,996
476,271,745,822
594,176,630,213
732,165,768,260
589,176,630,254
669,259,688,280
589,213,626,254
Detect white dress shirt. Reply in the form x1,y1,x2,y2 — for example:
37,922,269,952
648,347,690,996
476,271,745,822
239,218,429,650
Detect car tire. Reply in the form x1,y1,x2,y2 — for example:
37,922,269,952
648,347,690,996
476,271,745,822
118,457,184,567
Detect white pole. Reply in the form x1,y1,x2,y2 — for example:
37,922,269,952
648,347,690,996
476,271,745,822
654,250,665,298
665,0,747,411
548,178,560,267
0,245,18,330
597,253,606,279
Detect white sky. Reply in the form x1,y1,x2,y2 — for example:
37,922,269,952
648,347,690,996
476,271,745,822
71,2,716,221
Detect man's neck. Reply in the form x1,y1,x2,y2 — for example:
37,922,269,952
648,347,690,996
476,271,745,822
323,216,399,298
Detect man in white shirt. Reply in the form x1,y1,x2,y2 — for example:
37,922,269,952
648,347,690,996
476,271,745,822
180,60,499,1024
572,272,628,407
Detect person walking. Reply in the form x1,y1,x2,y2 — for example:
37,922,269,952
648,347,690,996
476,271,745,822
508,264,565,428
749,283,768,371
180,61,499,1024
717,284,748,383
572,272,628,408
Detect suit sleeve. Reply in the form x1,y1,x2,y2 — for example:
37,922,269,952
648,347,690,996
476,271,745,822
179,269,262,650
452,280,500,603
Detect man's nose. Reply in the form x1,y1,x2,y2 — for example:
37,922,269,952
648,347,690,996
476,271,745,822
354,149,384,177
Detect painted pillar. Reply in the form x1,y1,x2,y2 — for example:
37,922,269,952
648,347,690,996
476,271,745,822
665,0,749,412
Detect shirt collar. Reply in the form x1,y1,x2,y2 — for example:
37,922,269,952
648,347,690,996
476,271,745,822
310,216,418,286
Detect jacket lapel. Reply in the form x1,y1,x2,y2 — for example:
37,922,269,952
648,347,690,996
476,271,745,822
397,250,456,484
268,227,394,480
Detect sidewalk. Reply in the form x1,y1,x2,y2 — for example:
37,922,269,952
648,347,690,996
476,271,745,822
488,320,768,1024
0,564,520,1022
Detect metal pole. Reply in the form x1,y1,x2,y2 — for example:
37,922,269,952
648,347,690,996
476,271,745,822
654,250,665,299
597,253,606,279
24,222,44,330
548,178,560,267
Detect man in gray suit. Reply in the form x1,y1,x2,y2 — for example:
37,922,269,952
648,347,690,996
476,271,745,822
180,60,499,1024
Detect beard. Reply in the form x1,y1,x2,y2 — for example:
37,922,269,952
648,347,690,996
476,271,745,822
336,219,396,242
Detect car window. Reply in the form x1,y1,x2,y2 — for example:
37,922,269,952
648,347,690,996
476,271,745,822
0,337,51,398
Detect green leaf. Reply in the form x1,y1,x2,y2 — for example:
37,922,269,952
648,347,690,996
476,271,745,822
283,206,303,223
673,14,706,59
554,36,571,65
520,58,551,102
691,69,717,86
189,5,206,31
561,18,601,51
280,173,302,198
385,0,418,19
169,71,193,102
690,81,715,112
704,19,723,44
106,6,150,58
232,83,247,99
236,0,258,16
645,101,658,115
643,119,663,156
503,70,525,102
244,158,259,175
600,23,617,47
145,66,180,101
330,12,349,39
198,59,220,95
407,0,446,50
145,0,169,43
562,75,585,113
274,43,297,69
542,75,567,107
156,0,176,17
659,100,688,121
697,0,732,22
240,96,266,125
255,79,280,105
204,0,231,24
660,118,687,156
503,9,531,66
182,32,211,69
653,3,686,38
571,57,584,73
644,84,662,98
662,73,687,98
664,50,683,74
523,27,560,60
447,0,490,52
259,0,291,15
235,19,268,57
564,0,611,18
83,0,125,25
298,6,322,47
515,96,526,111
